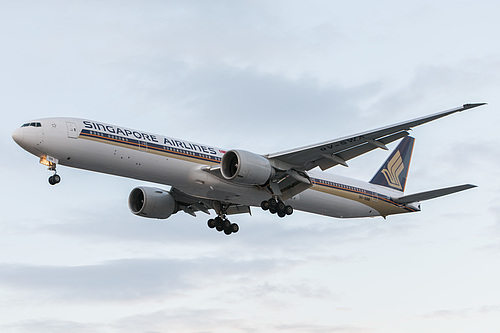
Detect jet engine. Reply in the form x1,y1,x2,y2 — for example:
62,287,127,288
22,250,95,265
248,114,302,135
221,149,274,185
128,187,178,219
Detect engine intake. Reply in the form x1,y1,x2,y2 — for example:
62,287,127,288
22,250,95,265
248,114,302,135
221,149,273,185
128,187,177,219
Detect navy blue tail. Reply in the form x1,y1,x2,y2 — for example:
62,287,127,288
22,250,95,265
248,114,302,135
369,136,415,192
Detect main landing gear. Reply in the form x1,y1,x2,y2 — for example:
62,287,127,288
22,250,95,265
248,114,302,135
207,202,239,235
207,217,239,235
261,198,293,218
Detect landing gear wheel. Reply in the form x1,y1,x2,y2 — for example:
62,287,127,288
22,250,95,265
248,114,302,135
261,200,270,211
224,222,239,235
53,174,61,183
215,217,223,226
268,198,277,209
285,205,293,215
215,217,224,232
207,219,216,229
48,174,61,185
269,207,277,214
277,200,286,212
275,200,287,217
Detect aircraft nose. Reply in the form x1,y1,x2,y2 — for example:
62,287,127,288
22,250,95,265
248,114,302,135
12,127,24,146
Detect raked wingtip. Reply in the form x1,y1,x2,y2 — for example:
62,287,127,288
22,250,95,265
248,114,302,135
463,103,487,109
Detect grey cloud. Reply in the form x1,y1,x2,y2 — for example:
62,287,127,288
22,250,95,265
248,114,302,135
479,304,500,314
476,243,500,256
113,308,257,333
114,308,368,333
420,304,500,320
235,281,337,302
0,257,286,301
1,319,101,333
442,141,500,180
421,308,471,319
475,205,500,255
274,323,370,333
36,205,417,257
370,63,495,119
111,61,381,151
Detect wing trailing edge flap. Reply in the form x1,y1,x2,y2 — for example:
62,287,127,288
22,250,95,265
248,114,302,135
178,200,211,217
392,184,477,204
170,187,212,217
170,187,251,217
269,168,313,201
226,205,252,216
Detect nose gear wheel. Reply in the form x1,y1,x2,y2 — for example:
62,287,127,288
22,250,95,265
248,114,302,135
48,174,61,185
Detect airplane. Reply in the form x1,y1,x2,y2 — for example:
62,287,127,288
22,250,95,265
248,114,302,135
12,103,485,235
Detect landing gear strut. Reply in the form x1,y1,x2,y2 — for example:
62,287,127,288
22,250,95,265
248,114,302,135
261,198,293,218
207,202,239,235
45,159,61,186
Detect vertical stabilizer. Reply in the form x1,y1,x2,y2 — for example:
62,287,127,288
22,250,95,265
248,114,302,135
369,136,415,192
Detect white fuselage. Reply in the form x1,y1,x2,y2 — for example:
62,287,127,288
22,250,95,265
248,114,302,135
12,117,418,219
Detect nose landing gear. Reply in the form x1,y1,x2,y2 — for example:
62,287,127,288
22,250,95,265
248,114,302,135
42,156,61,186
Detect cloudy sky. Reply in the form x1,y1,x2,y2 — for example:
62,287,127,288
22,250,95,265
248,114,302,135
2,1,500,332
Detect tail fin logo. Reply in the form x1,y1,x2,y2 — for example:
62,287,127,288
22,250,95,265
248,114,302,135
369,136,414,192
380,151,404,190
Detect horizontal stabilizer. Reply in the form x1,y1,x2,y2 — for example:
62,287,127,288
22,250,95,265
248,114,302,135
392,184,477,204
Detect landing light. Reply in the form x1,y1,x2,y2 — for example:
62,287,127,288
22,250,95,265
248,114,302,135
39,156,50,167
39,156,58,170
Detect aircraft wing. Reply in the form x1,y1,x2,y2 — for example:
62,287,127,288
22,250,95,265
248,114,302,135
267,103,485,171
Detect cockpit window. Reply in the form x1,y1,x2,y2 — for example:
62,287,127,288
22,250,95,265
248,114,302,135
21,122,42,128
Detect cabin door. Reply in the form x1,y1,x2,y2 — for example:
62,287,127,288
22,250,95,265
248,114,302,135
66,122,78,139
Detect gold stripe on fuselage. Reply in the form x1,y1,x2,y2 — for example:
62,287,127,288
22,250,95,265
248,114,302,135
311,180,415,216
79,130,415,216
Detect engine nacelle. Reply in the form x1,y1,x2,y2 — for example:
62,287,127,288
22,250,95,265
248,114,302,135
221,149,274,185
128,187,177,219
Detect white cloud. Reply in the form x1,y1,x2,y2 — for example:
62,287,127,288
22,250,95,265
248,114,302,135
0,256,289,301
